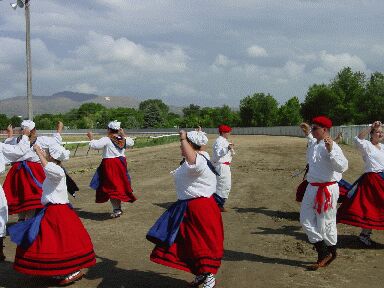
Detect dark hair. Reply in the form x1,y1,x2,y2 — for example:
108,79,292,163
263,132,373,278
186,137,201,150
108,128,119,134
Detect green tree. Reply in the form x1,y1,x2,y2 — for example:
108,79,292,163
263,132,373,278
278,97,302,126
359,72,384,123
330,67,366,124
0,114,9,129
239,93,279,126
9,116,22,127
300,84,341,123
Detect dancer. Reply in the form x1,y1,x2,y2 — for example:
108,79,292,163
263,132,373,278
88,120,136,218
299,116,348,270
8,144,96,285
212,124,235,212
147,130,223,288
338,121,384,246
0,127,30,262
3,120,63,220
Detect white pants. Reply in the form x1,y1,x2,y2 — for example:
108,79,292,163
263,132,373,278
300,183,339,246
0,185,8,238
215,164,232,199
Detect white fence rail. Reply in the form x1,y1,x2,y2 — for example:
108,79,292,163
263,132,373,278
0,125,370,145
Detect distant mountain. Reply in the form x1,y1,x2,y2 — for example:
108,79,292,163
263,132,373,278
0,91,142,117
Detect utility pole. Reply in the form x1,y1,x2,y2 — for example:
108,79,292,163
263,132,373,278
25,0,33,120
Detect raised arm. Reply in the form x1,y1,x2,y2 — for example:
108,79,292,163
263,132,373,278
180,130,197,165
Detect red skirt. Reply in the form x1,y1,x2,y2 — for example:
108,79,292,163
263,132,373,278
337,173,384,230
150,196,224,275
3,161,45,214
13,204,96,276
96,157,136,203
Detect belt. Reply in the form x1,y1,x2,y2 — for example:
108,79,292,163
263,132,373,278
310,181,336,214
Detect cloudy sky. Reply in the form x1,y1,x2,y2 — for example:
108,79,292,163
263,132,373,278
0,0,383,107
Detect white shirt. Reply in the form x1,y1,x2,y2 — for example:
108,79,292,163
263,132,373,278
354,136,384,173
4,133,62,163
41,162,69,205
0,135,30,173
172,152,217,200
212,136,233,164
89,136,134,158
306,133,348,183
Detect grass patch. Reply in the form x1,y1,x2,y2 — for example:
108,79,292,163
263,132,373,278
133,136,179,148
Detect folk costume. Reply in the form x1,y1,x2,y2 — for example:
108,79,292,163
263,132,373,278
337,136,384,245
89,121,136,218
300,116,348,269
8,144,96,285
3,120,62,218
147,131,223,288
212,124,234,210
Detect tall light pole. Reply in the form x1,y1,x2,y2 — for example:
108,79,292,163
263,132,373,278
4,0,33,120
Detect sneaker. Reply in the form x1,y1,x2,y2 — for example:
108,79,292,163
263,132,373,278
57,270,84,286
188,274,207,287
111,209,123,219
202,274,216,288
359,233,372,246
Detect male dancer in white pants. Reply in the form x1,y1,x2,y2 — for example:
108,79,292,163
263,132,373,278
299,116,348,270
212,125,234,212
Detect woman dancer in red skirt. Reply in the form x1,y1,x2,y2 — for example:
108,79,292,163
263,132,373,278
338,121,384,246
0,127,31,262
3,120,63,220
147,130,223,288
9,143,96,285
88,120,136,218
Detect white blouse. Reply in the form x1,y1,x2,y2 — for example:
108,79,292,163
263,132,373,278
89,136,134,159
354,136,384,173
41,162,69,205
306,134,349,183
212,136,233,164
0,135,30,173
172,152,217,200
4,133,62,163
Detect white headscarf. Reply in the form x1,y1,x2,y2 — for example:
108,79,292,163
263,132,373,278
108,120,121,130
187,131,208,146
48,144,70,162
21,120,35,130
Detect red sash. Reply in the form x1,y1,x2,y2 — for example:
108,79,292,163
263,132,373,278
310,182,336,214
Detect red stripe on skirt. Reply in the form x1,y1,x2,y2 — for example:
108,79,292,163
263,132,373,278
337,173,384,230
13,204,96,276
96,157,137,203
3,161,44,214
150,196,224,275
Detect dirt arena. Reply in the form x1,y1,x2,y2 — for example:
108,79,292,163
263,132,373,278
1,135,383,288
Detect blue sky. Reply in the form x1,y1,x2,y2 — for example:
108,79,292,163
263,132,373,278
0,0,383,106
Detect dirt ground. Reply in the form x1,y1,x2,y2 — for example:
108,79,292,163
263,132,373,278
1,135,383,288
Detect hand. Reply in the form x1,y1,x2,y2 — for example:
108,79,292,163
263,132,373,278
228,143,235,150
87,131,94,140
56,121,64,133
33,144,41,153
372,121,382,130
22,127,31,136
324,136,333,152
118,128,126,137
300,122,310,135
179,130,187,140
6,124,13,138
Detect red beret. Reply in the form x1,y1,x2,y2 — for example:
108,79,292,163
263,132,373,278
312,116,332,129
218,124,232,133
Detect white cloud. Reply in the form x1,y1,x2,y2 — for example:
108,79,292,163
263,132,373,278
73,83,98,94
247,45,268,58
313,50,367,75
371,44,384,56
75,32,189,73
283,61,305,78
